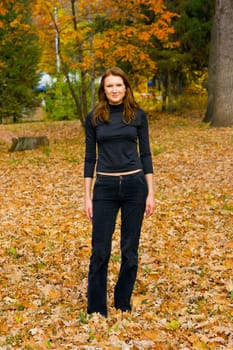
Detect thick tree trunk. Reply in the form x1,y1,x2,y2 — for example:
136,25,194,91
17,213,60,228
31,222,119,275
204,0,233,126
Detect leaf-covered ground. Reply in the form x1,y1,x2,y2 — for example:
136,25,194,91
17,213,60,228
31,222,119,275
0,113,233,350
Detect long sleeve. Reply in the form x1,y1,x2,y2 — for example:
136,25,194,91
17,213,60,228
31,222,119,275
84,112,96,178
137,110,153,174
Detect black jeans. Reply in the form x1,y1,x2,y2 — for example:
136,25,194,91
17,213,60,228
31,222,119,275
87,171,148,316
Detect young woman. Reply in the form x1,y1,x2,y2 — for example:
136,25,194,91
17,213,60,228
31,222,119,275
84,67,155,317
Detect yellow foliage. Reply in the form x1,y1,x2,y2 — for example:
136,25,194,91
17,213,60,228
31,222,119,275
31,0,178,74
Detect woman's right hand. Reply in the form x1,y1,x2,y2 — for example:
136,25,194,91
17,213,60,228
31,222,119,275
84,177,93,220
84,197,93,220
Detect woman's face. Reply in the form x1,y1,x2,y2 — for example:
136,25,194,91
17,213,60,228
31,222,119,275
104,74,126,105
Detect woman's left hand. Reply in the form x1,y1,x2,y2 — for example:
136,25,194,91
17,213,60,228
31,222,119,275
145,194,155,218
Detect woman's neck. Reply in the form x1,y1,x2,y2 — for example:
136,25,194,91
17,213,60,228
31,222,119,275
108,103,124,112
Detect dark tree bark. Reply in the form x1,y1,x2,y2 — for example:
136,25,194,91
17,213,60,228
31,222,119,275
204,0,233,126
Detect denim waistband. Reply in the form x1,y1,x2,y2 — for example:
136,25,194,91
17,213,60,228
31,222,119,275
96,170,144,180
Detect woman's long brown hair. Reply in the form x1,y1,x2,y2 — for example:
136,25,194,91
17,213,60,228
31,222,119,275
93,67,139,125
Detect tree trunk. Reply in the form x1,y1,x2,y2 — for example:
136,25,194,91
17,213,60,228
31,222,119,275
203,16,217,123
90,38,96,110
70,0,89,127
167,70,173,112
80,70,88,125
161,73,168,112
52,2,83,124
9,136,49,152
204,0,233,126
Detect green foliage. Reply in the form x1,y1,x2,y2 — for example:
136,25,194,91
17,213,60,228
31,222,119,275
152,144,166,156
166,320,181,330
77,311,88,324
0,0,40,123
8,247,18,257
170,0,214,69
43,76,78,121
43,74,94,122
149,0,214,112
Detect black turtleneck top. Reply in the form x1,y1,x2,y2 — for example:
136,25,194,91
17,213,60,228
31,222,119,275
84,103,153,178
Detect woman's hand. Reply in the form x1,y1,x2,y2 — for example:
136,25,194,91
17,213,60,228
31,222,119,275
144,173,155,218
84,177,93,220
145,193,155,217
84,197,93,220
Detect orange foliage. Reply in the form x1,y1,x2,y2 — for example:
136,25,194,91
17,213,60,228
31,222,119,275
0,1,38,50
0,4,8,16
31,0,178,75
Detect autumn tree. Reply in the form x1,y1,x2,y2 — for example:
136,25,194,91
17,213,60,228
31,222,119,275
92,0,178,80
0,0,40,123
33,0,177,125
152,0,214,111
204,0,233,126
33,0,99,124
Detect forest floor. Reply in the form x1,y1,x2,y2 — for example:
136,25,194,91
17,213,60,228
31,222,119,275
0,111,233,350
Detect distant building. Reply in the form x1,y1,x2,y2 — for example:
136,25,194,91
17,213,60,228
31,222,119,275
34,72,54,92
